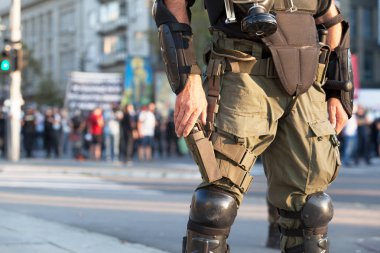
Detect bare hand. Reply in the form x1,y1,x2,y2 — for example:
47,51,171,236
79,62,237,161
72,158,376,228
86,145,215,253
328,98,348,134
174,74,207,137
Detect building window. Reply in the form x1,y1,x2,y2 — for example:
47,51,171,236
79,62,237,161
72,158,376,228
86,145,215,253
100,1,121,24
102,34,126,55
362,8,373,40
60,9,75,33
350,7,357,39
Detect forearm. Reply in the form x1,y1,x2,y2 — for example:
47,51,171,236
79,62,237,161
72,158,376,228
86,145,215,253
164,0,189,24
315,0,342,50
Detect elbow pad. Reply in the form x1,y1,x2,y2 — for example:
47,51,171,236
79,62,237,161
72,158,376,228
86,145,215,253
152,0,201,95
324,20,354,118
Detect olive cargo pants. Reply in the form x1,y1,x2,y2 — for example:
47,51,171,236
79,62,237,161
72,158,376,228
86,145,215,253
197,71,341,250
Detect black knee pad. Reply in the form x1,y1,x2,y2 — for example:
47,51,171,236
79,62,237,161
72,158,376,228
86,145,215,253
302,192,334,228
188,186,238,236
279,192,334,253
301,192,334,253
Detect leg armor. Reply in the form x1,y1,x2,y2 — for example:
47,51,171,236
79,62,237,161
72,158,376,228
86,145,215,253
183,186,238,253
279,192,334,253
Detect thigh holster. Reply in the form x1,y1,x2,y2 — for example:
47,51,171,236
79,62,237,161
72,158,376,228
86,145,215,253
279,192,334,253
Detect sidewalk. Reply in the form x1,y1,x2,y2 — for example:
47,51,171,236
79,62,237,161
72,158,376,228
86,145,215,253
0,208,169,253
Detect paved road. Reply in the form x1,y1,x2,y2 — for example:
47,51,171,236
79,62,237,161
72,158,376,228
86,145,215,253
0,158,379,252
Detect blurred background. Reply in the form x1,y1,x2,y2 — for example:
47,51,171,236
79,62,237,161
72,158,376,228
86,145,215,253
0,1,379,253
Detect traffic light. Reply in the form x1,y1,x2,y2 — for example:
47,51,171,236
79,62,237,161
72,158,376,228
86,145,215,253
0,49,11,73
0,47,24,74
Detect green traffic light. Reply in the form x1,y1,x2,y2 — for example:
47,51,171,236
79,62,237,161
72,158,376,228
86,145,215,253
0,59,11,71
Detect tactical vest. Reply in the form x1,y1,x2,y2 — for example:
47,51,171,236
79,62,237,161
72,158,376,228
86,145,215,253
204,0,331,95
204,0,330,39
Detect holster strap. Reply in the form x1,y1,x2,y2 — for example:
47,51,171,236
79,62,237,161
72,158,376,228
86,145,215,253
211,132,255,193
206,58,225,133
212,132,256,170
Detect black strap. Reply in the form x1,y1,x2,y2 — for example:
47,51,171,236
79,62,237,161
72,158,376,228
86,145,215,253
279,225,329,237
322,13,344,29
278,209,302,219
187,220,230,236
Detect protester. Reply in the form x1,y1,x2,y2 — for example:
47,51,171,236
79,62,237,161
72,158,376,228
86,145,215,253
87,107,104,160
70,110,86,160
165,110,179,157
120,104,135,164
22,108,37,158
137,105,156,161
44,108,59,158
356,105,372,165
151,103,164,158
60,109,71,157
104,105,122,162
342,114,358,166
0,108,6,157
376,118,380,157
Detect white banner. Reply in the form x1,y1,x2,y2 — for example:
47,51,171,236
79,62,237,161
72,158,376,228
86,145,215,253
65,72,123,112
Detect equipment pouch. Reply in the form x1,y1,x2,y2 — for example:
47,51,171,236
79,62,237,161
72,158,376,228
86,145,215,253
185,121,222,183
262,12,320,96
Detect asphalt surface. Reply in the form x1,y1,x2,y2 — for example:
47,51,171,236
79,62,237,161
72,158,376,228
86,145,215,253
0,157,379,253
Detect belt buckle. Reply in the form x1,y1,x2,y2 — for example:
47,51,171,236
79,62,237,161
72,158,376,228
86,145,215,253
266,58,277,78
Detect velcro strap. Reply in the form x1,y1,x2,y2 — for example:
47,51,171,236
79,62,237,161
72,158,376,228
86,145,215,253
187,220,230,236
284,244,305,253
169,22,192,33
211,132,256,170
279,209,302,219
321,13,344,29
279,226,304,237
225,165,254,193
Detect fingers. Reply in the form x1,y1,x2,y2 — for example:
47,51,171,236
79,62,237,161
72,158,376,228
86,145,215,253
183,109,202,137
175,102,202,137
335,110,348,134
328,104,337,129
200,107,207,125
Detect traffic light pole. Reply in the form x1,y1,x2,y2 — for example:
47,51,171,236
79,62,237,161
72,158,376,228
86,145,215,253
7,0,23,162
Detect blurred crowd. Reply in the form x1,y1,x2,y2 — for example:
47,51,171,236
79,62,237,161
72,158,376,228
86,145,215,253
0,103,379,166
340,105,380,167
0,103,186,162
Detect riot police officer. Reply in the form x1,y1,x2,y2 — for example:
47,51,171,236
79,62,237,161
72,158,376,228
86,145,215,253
153,0,353,252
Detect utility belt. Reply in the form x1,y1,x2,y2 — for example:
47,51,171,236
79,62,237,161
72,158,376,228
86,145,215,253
210,29,327,85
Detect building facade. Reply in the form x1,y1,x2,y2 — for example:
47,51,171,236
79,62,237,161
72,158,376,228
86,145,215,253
97,0,151,73
0,0,100,97
340,0,380,89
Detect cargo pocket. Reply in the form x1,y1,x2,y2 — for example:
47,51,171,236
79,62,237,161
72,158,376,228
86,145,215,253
307,120,341,192
215,72,269,138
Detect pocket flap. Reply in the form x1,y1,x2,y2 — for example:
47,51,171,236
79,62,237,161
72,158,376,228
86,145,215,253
309,120,336,137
